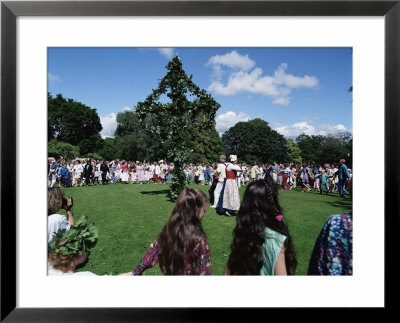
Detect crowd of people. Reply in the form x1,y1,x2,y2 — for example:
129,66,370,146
48,157,352,198
48,159,353,276
47,153,352,276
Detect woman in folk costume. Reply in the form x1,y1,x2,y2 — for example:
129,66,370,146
218,155,242,217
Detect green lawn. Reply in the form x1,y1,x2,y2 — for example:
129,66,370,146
59,182,352,275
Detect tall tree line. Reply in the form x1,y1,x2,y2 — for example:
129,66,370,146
48,92,352,166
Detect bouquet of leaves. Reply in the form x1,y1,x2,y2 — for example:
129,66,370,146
48,216,99,256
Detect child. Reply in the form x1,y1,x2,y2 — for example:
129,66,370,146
130,167,137,184
48,216,98,276
144,169,150,184
224,177,297,275
315,169,332,195
120,188,212,275
93,168,100,185
111,170,117,184
160,170,166,184
194,169,200,185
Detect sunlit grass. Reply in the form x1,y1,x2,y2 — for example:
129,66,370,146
59,182,352,275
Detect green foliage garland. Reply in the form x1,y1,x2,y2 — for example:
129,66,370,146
135,56,220,200
48,216,99,256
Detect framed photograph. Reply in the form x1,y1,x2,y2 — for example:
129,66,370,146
1,0,398,320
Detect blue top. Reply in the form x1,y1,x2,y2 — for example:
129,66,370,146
260,227,287,276
59,167,69,176
338,164,350,180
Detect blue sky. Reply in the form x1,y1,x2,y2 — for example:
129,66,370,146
48,47,352,139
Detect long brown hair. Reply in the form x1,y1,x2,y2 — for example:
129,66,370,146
158,188,208,275
227,178,297,275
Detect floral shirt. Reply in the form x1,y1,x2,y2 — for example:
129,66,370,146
132,230,212,275
308,213,353,275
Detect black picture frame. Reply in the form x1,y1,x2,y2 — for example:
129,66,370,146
1,0,398,321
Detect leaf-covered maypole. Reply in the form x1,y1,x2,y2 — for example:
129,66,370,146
135,56,220,200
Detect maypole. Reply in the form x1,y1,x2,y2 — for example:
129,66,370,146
135,56,220,200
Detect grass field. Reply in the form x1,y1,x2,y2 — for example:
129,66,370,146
58,182,352,275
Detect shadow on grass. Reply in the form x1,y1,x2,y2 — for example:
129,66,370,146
322,198,353,209
140,190,170,195
285,188,349,199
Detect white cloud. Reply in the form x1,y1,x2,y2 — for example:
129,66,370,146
273,63,319,88
158,48,175,59
216,111,251,135
100,112,117,138
206,50,256,72
318,124,348,136
274,121,350,138
275,121,317,137
99,106,134,138
48,73,61,86
206,52,319,106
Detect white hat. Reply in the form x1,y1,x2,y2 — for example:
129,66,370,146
229,155,237,162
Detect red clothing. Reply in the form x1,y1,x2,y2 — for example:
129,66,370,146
282,173,291,190
132,230,212,275
225,163,237,180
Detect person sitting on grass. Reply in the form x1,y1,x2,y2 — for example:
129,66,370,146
120,188,212,275
224,177,297,275
48,216,98,276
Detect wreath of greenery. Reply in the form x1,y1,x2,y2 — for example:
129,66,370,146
48,216,99,256
135,56,220,200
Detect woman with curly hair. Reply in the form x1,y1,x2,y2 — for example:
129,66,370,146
225,177,297,275
120,187,212,275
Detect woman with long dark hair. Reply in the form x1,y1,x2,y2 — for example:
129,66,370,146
225,177,297,275
120,188,212,275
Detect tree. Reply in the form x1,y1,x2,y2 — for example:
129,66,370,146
98,137,119,161
78,134,104,156
296,132,352,166
48,139,80,159
286,138,302,164
222,118,288,164
48,93,103,146
319,136,348,165
295,133,324,163
135,56,220,200
110,110,168,161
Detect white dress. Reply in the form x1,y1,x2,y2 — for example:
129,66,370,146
121,171,129,182
198,166,205,181
222,163,241,211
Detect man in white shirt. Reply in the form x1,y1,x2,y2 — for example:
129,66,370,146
211,155,226,208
